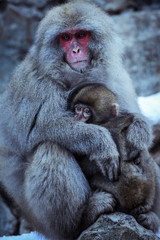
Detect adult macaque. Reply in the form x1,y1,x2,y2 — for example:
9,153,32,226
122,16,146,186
68,82,160,233
0,1,152,239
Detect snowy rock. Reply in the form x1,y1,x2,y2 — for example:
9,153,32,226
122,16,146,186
1,213,160,240
78,213,160,240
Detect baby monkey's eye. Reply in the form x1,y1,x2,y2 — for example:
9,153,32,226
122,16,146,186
75,105,82,113
84,108,91,114
83,107,92,119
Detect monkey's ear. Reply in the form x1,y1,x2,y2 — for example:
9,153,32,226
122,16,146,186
111,103,119,117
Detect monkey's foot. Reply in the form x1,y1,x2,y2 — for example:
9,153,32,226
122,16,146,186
82,191,117,229
136,211,160,233
131,204,152,216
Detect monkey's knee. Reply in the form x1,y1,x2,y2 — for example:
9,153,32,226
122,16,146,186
24,142,90,238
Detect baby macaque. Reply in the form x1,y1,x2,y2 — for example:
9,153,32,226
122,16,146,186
68,83,160,233
69,83,119,124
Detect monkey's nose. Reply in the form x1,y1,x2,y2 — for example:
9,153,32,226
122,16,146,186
73,46,80,54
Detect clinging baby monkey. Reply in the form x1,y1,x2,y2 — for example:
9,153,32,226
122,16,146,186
68,83,160,233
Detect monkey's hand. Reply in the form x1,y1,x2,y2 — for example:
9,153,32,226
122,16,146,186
126,113,152,160
89,127,119,181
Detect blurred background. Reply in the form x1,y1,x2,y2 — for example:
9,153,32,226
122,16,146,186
0,0,160,237
0,0,160,96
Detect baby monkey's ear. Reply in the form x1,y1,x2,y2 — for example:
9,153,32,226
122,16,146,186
111,103,120,117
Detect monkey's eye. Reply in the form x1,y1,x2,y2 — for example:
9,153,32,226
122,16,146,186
84,108,91,114
75,106,82,113
76,31,87,39
84,108,91,119
61,33,72,41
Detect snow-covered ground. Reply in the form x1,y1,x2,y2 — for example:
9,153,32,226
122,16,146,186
1,92,160,240
1,232,47,240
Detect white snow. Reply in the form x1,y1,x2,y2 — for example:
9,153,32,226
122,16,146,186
1,92,160,240
138,92,160,124
0,232,48,240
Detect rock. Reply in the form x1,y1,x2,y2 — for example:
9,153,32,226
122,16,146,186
0,5,40,93
78,213,160,240
0,195,17,236
88,0,134,12
112,9,160,96
71,0,160,13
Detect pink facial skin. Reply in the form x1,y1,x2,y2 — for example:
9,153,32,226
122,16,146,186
59,30,90,70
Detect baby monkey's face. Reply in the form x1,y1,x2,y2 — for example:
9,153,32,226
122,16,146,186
74,103,92,122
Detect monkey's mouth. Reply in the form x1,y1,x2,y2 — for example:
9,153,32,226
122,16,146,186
69,60,88,71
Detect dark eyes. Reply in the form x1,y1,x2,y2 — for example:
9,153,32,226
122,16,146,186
84,108,90,114
60,31,88,42
61,34,71,41
76,31,87,39
75,106,82,112
75,106,91,114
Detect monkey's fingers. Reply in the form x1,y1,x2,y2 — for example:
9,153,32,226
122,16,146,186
87,192,117,219
81,192,117,232
97,157,119,181
103,154,120,181
94,158,119,181
95,161,107,177
136,212,160,233
107,157,120,181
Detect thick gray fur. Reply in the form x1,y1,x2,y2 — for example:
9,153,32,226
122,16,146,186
0,1,152,239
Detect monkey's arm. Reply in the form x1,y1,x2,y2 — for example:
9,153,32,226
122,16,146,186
104,111,152,160
26,110,119,180
0,90,119,181
126,113,152,159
